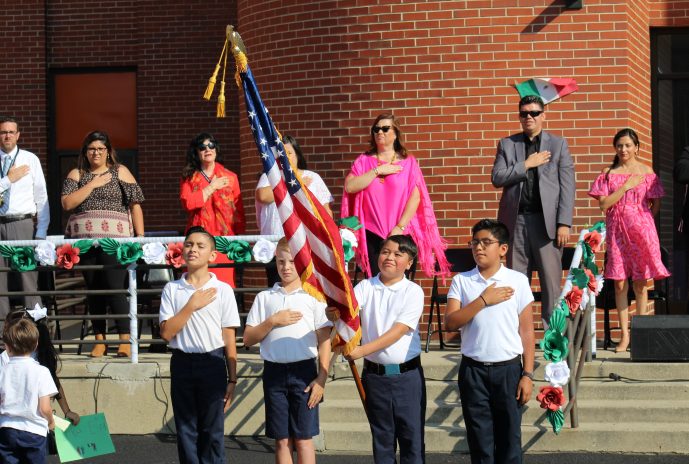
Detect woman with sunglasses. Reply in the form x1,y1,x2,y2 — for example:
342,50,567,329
180,132,246,286
341,113,450,278
62,131,145,358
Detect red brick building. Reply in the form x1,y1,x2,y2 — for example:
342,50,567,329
2,1,689,322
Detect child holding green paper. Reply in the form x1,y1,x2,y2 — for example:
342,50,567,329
0,318,58,463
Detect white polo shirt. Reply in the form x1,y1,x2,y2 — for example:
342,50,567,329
246,284,332,363
355,275,424,365
159,273,241,353
447,264,534,363
0,356,58,437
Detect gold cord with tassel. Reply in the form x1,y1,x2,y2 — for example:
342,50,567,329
216,38,230,118
203,38,228,101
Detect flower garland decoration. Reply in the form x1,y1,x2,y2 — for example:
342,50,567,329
215,237,252,263
252,239,276,264
99,238,143,265
0,245,37,272
538,221,605,435
337,216,362,264
164,243,185,268
34,241,57,266
56,244,81,270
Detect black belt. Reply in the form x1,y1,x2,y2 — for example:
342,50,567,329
364,355,421,376
462,355,521,367
0,213,34,224
518,207,542,215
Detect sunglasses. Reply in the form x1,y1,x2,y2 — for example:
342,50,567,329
519,110,543,119
372,126,392,134
197,142,217,151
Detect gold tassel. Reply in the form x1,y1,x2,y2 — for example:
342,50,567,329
216,81,226,118
203,64,221,101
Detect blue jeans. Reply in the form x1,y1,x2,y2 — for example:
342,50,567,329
170,348,227,464
0,427,47,464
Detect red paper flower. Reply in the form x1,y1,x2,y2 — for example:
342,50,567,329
584,230,602,253
537,386,565,411
564,286,583,316
166,243,184,268
56,244,81,270
584,269,597,294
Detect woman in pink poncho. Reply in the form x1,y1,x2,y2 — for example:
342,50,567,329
341,113,450,278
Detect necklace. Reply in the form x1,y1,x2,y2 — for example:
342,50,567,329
375,152,397,183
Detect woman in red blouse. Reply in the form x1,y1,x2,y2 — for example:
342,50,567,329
180,133,245,286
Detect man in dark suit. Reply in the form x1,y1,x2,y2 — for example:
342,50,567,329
491,95,575,325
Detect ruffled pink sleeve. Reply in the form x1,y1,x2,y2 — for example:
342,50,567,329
588,173,609,199
647,174,665,199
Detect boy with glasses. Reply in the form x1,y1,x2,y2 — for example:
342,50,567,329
445,219,535,464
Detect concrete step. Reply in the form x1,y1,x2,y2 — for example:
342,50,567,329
321,421,689,454
321,395,689,425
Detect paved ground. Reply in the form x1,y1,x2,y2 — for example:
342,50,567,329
46,435,689,463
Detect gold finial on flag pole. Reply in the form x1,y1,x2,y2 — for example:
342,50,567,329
226,25,248,88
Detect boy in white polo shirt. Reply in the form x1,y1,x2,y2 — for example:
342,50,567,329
335,235,426,464
159,226,240,464
244,238,332,464
0,318,57,463
445,219,535,464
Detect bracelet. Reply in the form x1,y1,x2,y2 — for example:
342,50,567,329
521,370,534,381
373,167,379,176
479,295,488,306
397,224,406,231
228,379,237,384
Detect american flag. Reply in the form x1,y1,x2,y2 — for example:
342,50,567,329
239,66,361,353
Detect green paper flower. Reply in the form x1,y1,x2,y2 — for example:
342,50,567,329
226,240,252,263
589,221,605,233
550,303,568,333
9,247,37,272
570,268,589,290
336,216,362,231
98,238,120,256
342,239,355,263
116,242,143,265
214,236,232,255
540,329,569,363
72,239,94,254
546,408,565,435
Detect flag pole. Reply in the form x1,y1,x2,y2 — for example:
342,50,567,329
349,360,367,413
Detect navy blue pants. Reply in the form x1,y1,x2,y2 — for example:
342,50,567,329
458,359,523,464
0,427,47,464
170,348,227,464
362,365,426,464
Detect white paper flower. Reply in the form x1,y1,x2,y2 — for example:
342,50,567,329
253,239,277,263
34,241,56,266
27,303,48,321
544,361,571,387
142,242,167,264
595,275,604,294
339,228,358,249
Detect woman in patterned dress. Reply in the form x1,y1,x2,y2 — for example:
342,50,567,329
588,128,670,352
61,131,145,357
180,132,245,286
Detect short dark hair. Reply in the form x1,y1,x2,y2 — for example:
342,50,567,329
518,95,544,111
381,235,418,262
184,226,216,250
2,318,38,356
472,219,510,244
0,115,19,128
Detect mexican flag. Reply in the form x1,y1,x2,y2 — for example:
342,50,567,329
515,78,578,104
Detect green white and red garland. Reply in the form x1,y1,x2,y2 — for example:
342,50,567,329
538,221,605,434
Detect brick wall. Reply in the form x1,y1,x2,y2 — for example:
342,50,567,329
650,0,689,25
0,0,48,164
45,0,240,232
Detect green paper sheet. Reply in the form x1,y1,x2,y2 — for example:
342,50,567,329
55,413,115,462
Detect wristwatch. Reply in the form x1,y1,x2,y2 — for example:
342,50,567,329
521,370,534,381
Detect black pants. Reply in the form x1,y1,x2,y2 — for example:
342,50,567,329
171,348,227,464
362,365,426,464
80,248,129,334
458,358,523,464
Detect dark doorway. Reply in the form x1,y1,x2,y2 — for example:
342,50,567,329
48,68,138,235
652,28,689,313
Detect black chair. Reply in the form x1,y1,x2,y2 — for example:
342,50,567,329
599,246,670,349
424,248,475,353
531,246,577,305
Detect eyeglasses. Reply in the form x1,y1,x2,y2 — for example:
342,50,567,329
372,126,392,134
87,147,108,154
468,239,501,248
0,131,17,136
519,110,543,119
197,142,217,151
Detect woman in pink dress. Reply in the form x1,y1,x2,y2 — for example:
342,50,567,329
588,128,670,352
341,113,450,278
